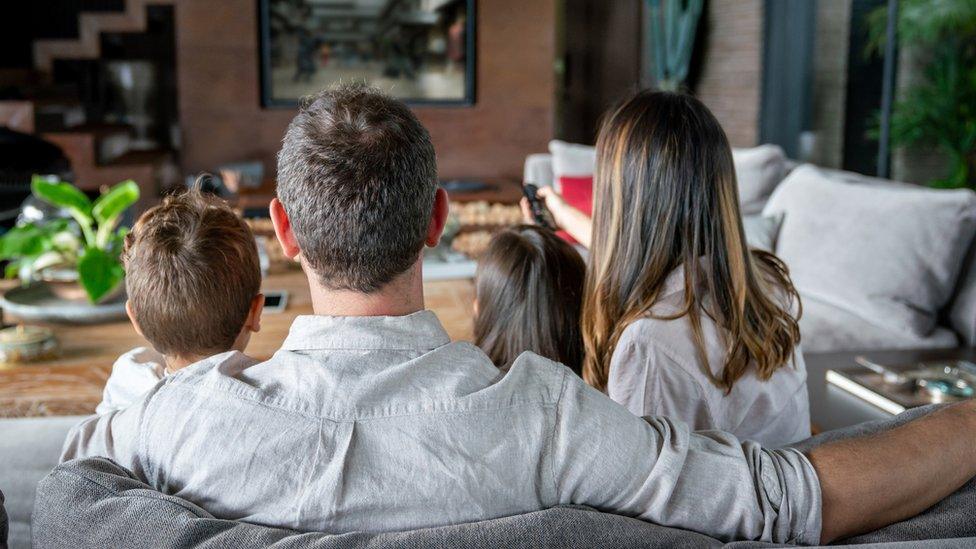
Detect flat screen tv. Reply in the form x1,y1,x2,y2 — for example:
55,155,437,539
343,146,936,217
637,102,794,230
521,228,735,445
260,0,475,107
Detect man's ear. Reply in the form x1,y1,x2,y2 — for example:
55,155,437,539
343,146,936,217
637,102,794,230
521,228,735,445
426,188,450,247
270,198,301,259
125,300,145,338
245,294,265,333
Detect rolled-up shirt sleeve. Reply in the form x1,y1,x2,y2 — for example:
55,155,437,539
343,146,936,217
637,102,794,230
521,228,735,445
548,372,822,545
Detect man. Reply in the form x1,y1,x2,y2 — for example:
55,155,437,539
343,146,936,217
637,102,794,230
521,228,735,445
63,84,976,545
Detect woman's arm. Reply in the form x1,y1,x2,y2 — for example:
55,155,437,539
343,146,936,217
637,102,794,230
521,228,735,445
520,186,594,248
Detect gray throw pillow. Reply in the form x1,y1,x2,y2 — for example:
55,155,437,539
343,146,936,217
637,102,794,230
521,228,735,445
763,164,976,338
742,213,783,252
733,144,788,215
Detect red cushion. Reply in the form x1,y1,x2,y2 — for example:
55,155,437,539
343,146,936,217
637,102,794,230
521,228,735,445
559,175,593,215
555,175,593,245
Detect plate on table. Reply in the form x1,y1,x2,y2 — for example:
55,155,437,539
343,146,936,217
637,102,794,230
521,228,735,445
0,284,127,324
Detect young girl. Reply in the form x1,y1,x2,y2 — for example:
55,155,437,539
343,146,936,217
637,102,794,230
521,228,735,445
536,90,809,447
473,225,586,377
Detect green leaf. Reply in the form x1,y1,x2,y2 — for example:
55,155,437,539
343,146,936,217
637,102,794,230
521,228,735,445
77,246,124,303
31,177,93,219
0,224,48,258
4,261,20,279
92,180,139,225
31,177,96,245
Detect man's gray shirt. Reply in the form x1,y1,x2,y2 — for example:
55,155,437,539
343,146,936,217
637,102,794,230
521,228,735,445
61,311,822,544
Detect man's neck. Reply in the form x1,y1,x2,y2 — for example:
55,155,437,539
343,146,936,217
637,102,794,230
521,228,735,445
306,261,425,317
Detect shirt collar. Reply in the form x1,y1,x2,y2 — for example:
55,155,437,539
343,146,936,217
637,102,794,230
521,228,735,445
281,310,452,351
661,263,689,298
660,258,708,298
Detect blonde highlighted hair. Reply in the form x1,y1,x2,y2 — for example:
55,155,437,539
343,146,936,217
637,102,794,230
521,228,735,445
581,90,801,392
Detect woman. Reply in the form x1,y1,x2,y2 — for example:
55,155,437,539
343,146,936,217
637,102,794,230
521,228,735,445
536,90,809,447
473,225,586,377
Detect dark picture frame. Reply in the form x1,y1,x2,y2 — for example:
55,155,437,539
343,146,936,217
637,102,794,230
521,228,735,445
259,0,476,108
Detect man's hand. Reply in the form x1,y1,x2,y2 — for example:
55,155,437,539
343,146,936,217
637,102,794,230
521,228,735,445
809,400,976,543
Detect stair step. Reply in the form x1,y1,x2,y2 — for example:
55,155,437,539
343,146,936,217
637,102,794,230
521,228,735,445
0,101,35,133
42,123,133,169
33,0,175,73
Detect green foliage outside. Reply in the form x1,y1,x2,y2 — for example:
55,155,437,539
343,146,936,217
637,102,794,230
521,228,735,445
867,0,976,188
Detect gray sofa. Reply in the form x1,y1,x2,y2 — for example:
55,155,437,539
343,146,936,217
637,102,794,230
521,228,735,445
0,415,81,549
24,406,976,548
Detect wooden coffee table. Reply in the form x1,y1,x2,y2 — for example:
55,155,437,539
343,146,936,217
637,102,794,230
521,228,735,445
804,347,976,432
0,271,474,418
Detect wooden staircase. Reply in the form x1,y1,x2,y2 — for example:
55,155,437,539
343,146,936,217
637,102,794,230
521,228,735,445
33,0,175,74
0,0,181,211
0,98,175,212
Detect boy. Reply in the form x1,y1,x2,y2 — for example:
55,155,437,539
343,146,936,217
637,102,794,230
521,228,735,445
95,190,264,413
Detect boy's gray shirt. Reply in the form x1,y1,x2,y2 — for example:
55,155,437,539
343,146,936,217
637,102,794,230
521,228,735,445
61,311,822,545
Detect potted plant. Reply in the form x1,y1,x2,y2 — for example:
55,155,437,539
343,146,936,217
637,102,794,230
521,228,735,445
0,176,139,303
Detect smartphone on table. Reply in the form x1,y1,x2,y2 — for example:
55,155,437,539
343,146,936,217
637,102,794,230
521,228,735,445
263,290,289,314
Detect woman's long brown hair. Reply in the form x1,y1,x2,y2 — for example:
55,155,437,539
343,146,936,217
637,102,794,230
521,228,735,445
581,90,801,392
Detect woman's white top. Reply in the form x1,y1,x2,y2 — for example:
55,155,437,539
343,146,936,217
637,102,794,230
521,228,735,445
607,265,811,448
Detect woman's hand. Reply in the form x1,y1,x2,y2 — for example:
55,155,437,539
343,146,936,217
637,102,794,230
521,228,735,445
520,185,593,248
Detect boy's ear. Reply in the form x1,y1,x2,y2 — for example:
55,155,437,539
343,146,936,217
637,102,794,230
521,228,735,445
245,293,265,333
269,198,301,259
125,300,145,338
426,188,450,247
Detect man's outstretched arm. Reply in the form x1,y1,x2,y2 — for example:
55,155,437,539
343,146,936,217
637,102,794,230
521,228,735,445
808,400,976,543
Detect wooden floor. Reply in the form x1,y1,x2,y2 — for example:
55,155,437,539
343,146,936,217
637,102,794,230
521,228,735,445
0,271,474,417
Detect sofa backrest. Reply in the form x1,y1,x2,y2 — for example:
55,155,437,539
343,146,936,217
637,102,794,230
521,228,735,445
947,241,976,346
0,414,82,549
33,458,723,549
1,488,7,549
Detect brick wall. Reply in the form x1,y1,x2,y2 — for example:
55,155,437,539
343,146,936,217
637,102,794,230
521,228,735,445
694,0,764,147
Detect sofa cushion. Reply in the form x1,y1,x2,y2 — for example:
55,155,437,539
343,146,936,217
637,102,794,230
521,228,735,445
548,140,595,184
0,415,82,549
742,214,783,252
947,240,976,346
523,153,554,188
764,164,976,340
1,488,7,549
733,145,789,215
33,457,724,549
799,295,958,353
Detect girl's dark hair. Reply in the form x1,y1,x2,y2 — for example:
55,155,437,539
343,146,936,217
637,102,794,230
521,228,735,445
474,225,586,376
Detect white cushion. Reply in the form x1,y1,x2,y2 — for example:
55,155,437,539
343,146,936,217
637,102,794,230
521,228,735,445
733,144,788,215
764,164,976,339
523,153,554,188
742,213,783,252
548,140,595,192
799,295,958,353
947,237,976,346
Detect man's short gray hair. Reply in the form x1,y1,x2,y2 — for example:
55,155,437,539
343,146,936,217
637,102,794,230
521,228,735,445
276,83,438,293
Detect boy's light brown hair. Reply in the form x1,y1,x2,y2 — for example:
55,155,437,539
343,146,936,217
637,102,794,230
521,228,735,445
122,190,261,358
